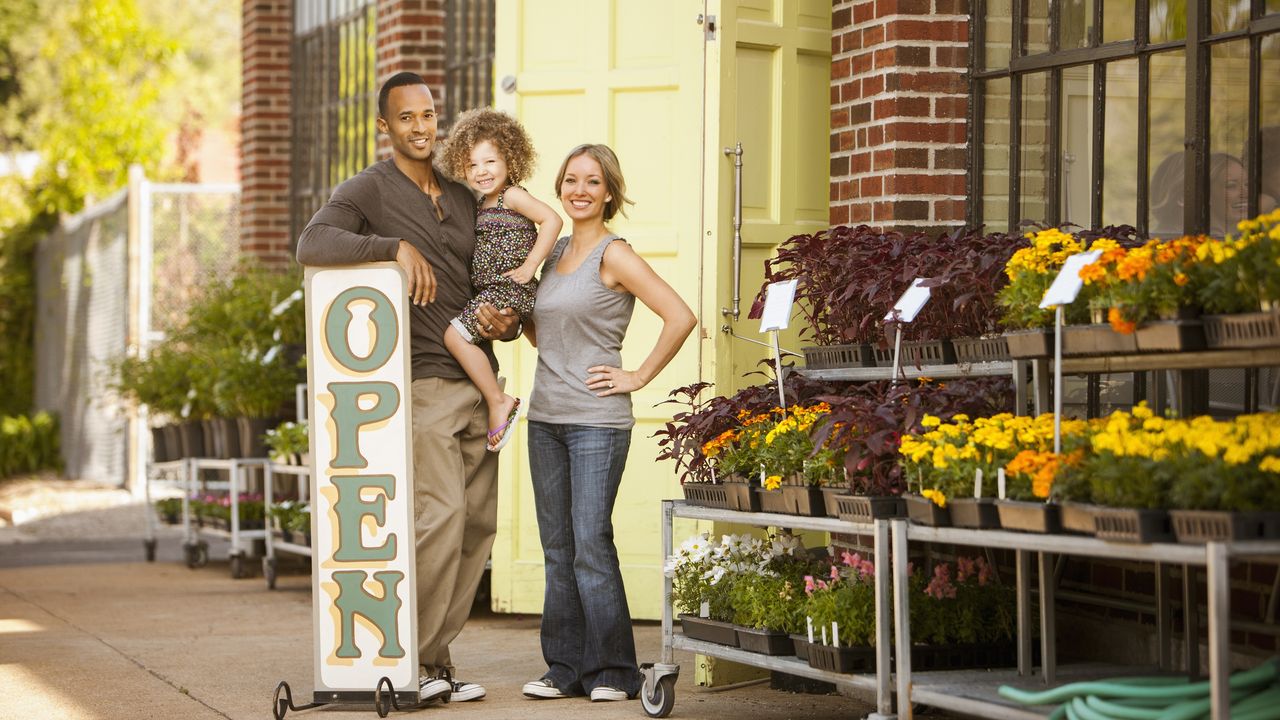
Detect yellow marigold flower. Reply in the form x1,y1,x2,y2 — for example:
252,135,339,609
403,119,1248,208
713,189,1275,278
764,475,782,491
921,488,947,508
921,415,941,428
1259,457,1280,473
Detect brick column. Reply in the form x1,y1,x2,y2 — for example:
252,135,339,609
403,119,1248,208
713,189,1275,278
375,0,446,158
830,0,970,233
241,0,293,265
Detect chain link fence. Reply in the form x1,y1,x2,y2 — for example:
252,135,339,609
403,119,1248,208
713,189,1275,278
33,171,240,489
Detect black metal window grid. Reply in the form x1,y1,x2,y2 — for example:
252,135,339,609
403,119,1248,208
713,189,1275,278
443,0,495,131
970,1,1280,237
289,0,378,250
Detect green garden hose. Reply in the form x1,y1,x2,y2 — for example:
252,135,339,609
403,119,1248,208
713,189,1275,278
997,658,1278,706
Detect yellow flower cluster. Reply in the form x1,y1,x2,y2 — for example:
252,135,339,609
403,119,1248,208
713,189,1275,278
1004,228,1085,281
921,488,947,508
1088,404,1280,466
1005,449,1083,499
764,402,831,445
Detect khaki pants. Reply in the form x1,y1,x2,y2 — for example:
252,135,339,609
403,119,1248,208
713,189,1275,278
410,376,498,675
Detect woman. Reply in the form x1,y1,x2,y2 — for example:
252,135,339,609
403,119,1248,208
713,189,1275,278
519,144,696,702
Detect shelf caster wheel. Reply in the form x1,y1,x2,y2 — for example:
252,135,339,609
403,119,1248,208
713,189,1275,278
640,662,678,718
184,541,208,569
230,552,246,579
144,538,157,562
264,557,278,589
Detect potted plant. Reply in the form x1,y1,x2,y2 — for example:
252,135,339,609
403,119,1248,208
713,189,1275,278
728,532,813,654
265,420,310,466
802,551,879,673
920,229,1019,364
1195,211,1280,348
287,501,312,546
908,556,1017,670
996,226,1134,357
155,497,182,525
666,533,756,646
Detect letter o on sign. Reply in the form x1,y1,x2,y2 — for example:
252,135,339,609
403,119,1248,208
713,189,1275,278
325,287,398,373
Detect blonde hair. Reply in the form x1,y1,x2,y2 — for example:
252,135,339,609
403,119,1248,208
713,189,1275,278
553,143,633,221
439,108,536,185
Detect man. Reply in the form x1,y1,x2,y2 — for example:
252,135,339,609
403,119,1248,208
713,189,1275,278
296,71,518,704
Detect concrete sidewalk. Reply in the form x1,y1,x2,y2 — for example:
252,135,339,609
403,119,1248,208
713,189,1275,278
0,498,875,720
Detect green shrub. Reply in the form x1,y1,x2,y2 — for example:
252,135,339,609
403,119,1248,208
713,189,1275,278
0,411,62,478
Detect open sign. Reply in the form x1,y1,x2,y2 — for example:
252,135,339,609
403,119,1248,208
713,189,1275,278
305,264,417,696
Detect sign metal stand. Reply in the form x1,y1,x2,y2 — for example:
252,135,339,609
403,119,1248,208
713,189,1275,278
760,280,798,410
1039,250,1102,454
886,278,934,385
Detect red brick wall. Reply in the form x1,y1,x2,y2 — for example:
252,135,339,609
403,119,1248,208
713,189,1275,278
375,0,446,158
830,0,970,233
240,0,293,265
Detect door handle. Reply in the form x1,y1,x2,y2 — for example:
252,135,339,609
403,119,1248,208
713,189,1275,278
722,142,743,321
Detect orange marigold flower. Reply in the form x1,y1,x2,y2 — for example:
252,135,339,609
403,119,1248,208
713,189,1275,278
1108,307,1137,335
1174,272,1189,286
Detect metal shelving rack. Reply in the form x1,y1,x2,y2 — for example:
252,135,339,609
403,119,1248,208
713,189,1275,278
262,462,312,590
655,501,897,718
144,456,269,578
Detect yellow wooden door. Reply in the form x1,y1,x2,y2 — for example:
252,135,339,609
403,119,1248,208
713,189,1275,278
489,0,830,623
489,0,706,619
704,0,832,386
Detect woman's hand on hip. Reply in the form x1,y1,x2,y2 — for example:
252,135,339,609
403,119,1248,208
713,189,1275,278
587,365,641,396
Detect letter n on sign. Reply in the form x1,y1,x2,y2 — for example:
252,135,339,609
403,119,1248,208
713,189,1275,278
305,264,417,696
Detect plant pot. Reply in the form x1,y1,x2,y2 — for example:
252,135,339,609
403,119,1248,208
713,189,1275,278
948,497,1001,529
952,335,1012,363
754,486,791,514
1004,328,1054,358
736,627,793,655
214,417,242,459
162,424,183,460
790,634,811,661
782,485,826,516
682,483,730,508
1059,501,1099,536
161,512,179,525
179,421,208,458
678,614,739,646
836,494,906,523
911,640,1019,671
802,343,876,369
1093,506,1173,543
150,427,171,463
874,339,957,367
1135,319,1205,353
1062,324,1139,356
806,643,876,674
1169,510,1280,543
995,500,1062,533
820,486,851,518
1202,311,1280,349
904,494,951,527
237,417,281,459
722,480,761,512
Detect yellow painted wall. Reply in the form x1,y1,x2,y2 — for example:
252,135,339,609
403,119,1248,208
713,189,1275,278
489,0,830,623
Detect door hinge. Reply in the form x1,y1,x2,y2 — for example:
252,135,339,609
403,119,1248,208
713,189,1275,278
696,13,716,40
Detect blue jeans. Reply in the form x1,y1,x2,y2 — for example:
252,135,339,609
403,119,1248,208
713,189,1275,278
527,420,640,697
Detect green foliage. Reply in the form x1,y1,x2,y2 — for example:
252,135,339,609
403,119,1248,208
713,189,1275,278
0,411,60,478
804,573,877,647
155,497,182,519
729,574,806,633
909,556,1014,645
265,420,309,461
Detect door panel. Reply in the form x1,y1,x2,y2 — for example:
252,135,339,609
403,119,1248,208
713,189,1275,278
491,0,704,620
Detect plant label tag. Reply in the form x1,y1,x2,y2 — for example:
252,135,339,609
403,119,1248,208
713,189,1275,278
1039,250,1102,308
759,279,798,332
700,600,710,618
884,278,932,323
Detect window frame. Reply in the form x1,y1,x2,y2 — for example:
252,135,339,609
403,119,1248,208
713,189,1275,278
969,0,1280,235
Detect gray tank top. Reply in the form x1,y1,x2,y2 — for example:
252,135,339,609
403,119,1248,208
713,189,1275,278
528,234,636,429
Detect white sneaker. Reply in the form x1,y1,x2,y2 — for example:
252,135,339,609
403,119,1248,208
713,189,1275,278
522,678,570,699
589,686,629,702
449,679,486,702
418,676,451,702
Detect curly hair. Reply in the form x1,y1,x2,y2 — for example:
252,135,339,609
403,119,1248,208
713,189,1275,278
439,108,536,186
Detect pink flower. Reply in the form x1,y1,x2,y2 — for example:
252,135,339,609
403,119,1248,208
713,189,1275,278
859,560,876,579
924,563,957,600
841,551,861,567
956,556,975,582
976,556,993,586
804,575,815,594
829,565,840,582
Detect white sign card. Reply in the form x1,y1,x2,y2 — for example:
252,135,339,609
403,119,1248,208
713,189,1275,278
760,279,799,332
1039,250,1103,308
884,278,933,323
305,263,417,696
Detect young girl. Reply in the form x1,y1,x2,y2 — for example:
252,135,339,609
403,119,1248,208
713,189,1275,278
440,108,562,452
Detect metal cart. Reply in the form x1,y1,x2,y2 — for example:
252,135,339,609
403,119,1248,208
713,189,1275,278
262,462,312,589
